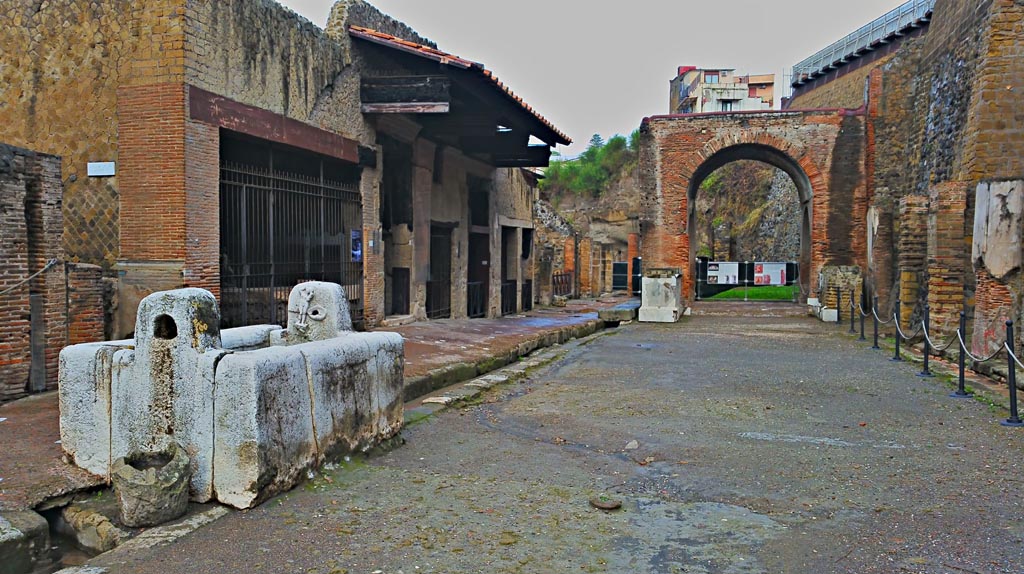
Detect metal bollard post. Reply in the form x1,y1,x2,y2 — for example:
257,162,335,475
859,297,867,341
919,304,934,377
836,288,842,325
951,311,972,398
1002,321,1024,427
871,296,881,350
891,300,903,362
849,289,856,334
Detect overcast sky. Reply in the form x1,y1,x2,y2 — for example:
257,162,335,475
278,0,906,156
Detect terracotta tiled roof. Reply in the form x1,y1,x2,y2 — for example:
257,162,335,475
349,25,571,146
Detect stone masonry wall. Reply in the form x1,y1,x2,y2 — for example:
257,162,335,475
0,0,190,269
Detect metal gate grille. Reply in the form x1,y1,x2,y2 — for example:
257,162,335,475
219,162,363,328
426,226,452,320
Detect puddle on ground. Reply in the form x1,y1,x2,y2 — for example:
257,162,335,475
738,432,909,450
609,499,784,573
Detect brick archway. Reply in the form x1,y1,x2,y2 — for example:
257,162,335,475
639,109,866,304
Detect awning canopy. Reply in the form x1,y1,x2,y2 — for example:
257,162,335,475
350,25,571,167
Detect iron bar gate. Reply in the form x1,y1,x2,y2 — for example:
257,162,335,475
219,161,363,329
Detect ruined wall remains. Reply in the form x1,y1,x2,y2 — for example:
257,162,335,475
794,0,1024,353
0,145,104,404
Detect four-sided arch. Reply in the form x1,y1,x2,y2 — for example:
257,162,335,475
638,109,868,301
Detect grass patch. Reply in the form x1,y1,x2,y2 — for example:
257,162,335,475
706,285,799,301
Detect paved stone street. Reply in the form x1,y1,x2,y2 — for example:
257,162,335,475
87,310,1022,574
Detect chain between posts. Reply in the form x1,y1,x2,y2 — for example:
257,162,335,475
839,294,1023,428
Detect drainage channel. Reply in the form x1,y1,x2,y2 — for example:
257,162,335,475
31,507,97,574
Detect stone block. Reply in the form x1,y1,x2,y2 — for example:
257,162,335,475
283,281,353,344
221,325,279,351
973,180,1022,279
58,340,133,478
639,275,683,323
111,442,191,528
0,511,49,574
58,498,129,554
638,307,682,323
109,289,224,502
599,301,641,325
300,332,404,458
212,347,318,510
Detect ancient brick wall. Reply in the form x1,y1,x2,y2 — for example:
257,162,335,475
1,145,101,404
0,0,189,269
788,54,897,110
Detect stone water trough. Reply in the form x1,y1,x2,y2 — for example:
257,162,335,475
58,282,404,510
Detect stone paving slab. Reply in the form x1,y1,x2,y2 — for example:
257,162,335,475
75,313,1024,574
0,394,105,512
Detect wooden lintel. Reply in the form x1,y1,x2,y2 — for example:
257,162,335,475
493,146,552,168
361,102,451,114
361,75,451,104
461,131,530,153
189,85,359,164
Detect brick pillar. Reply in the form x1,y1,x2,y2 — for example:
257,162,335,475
579,237,593,297
411,139,435,321
183,119,220,296
627,233,640,294
361,163,385,328
564,236,576,272
867,202,895,314
927,182,970,337
67,263,106,345
897,196,928,327
115,83,188,337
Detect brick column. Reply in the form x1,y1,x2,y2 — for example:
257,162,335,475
183,119,220,296
115,83,188,337
897,196,928,327
927,182,970,337
579,237,593,297
627,233,640,294
67,264,106,345
361,163,385,327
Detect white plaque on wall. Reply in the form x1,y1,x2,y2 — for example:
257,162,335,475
87,162,116,177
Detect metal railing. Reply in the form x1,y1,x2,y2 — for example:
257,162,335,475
501,281,518,316
467,282,486,319
521,280,533,312
553,272,574,298
425,280,451,320
838,287,1024,428
791,0,934,84
219,161,364,329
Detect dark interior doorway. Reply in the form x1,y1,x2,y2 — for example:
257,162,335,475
467,232,489,318
427,224,453,319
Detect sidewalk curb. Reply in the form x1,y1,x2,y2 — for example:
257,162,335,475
402,318,605,402
405,328,617,421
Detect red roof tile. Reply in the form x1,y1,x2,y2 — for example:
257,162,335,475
349,25,571,146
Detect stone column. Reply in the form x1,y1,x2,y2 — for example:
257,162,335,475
411,139,436,321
